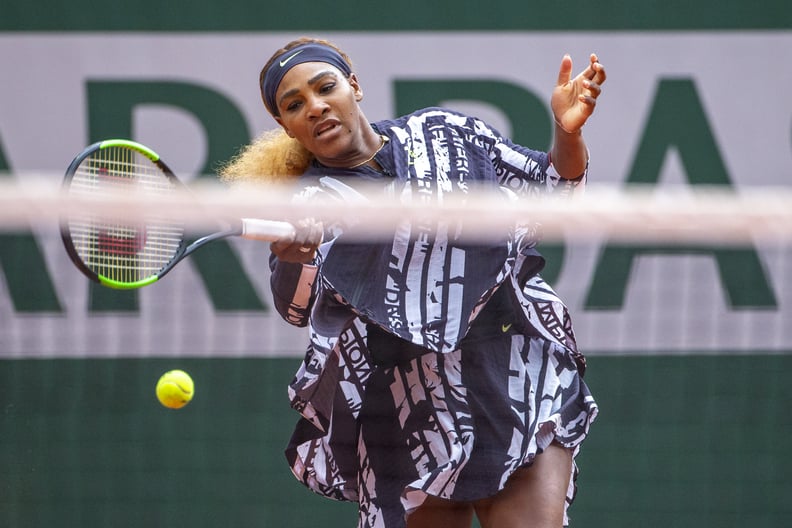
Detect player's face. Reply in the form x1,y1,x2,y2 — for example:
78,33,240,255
274,61,367,167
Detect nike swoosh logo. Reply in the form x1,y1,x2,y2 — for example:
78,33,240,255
502,323,513,333
280,50,305,67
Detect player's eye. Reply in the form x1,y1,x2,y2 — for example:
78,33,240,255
285,100,303,112
319,82,336,94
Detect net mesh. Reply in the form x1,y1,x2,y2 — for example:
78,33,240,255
1,175,790,528
0,176,790,358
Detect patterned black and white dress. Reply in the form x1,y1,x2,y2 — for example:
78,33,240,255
269,108,598,527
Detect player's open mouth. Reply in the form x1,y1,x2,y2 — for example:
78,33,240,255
315,121,340,137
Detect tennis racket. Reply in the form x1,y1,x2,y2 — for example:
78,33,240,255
60,138,295,290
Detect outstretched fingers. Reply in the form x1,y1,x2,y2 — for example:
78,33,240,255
575,54,606,109
556,54,574,88
551,52,606,133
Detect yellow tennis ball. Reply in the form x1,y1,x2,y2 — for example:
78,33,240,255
156,369,194,409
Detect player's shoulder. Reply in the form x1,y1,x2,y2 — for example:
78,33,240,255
375,107,476,131
410,106,470,120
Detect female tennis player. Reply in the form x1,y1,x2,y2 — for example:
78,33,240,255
222,37,606,528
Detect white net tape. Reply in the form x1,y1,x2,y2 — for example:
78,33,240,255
2,176,792,245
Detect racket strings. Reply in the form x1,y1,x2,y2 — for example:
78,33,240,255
66,147,185,283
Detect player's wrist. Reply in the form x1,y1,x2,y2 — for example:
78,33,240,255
553,116,582,135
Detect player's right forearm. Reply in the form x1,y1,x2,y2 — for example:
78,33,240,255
270,260,319,326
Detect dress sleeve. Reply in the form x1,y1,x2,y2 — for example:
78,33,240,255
269,254,319,327
545,153,588,198
473,116,588,197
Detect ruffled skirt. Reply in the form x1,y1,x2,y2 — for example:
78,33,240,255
286,313,597,528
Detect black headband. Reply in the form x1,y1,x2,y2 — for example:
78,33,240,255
261,43,352,114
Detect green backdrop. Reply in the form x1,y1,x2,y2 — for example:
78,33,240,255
3,0,791,30
2,356,791,527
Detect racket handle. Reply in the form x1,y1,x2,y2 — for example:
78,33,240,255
240,218,296,242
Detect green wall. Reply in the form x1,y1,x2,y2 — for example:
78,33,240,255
2,356,790,527
3,0,791,30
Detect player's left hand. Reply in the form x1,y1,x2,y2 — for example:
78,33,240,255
551,53,606,134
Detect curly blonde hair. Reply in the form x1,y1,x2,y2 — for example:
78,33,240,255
219,37,353,184
219,128,312,184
